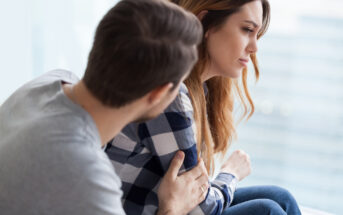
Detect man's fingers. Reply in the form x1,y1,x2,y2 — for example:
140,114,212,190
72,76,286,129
197,159,208,179
166,151,185,179
196,181,209,202
198,184,208,202
196,173,209,187
184,158,205,179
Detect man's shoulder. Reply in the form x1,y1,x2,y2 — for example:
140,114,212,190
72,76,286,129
36,69,79,84
19,69,79,94
0,69,79,111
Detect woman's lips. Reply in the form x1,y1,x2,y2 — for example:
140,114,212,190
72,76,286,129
239,58,249,67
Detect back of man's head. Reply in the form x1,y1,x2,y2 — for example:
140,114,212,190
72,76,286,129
83,0,202,107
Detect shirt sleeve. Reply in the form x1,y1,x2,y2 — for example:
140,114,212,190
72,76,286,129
55,147,126,215
138,84,238,215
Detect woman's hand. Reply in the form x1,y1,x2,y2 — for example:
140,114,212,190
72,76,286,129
220,150,251,181
156,151,209,215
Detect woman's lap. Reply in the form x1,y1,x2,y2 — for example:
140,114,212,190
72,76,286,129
222,198,286,215
222,185,301,215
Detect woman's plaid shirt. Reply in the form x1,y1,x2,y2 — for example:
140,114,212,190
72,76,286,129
106,83,237,215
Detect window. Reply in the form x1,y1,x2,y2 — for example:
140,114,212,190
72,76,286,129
231,0,343,213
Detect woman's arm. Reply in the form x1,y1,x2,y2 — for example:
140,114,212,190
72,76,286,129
106,84,239,215
140,84,238,215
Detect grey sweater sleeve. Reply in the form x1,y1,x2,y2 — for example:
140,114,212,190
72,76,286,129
47,146,126,215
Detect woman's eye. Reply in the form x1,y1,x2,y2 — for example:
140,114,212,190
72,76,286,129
243,27,254,33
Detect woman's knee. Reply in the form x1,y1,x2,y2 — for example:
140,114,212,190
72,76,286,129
269,185,292,197
270,186,296,200
267,185,300,212
258,199,287,215
222,199,286,215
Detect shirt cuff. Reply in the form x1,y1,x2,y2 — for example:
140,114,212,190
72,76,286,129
214,172,238,207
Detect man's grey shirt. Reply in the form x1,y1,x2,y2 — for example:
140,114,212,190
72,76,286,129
0,70,125,215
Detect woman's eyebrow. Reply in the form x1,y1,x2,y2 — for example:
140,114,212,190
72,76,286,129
243,20,260,28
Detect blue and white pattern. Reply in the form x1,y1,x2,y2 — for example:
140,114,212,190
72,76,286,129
106,83,237,215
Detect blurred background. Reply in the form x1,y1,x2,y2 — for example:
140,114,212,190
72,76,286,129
232,0,343,214
0,0,342,214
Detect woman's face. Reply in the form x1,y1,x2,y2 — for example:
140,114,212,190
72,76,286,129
205,0,263,80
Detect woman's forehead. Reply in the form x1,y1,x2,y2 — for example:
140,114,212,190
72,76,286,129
231,1,263,27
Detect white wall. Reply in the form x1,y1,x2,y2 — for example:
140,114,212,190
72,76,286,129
0,0,117,104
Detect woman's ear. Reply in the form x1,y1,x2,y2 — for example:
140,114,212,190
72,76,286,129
197,10,209,38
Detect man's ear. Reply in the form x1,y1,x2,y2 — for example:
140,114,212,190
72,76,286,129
197,10,208,21
197,10,209,38
147,83,174,106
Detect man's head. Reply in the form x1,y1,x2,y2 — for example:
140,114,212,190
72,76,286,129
83,0,202,113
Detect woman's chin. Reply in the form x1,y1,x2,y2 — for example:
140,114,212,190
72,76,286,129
224,70,243,79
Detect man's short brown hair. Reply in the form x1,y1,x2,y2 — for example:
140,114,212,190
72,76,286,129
83,0,202,107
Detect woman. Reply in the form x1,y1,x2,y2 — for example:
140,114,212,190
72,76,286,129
106,0,301,214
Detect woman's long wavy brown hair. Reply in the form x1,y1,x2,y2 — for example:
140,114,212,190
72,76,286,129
170,0,270,174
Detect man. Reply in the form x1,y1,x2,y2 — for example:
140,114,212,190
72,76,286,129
0,0,208,214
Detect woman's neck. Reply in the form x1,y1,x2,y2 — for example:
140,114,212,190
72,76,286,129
200,63,217,83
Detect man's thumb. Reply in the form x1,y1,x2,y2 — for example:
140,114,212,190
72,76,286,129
166,151,184,179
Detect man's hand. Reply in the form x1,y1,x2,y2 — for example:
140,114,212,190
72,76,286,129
220,150,251,181
156,151,209,215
